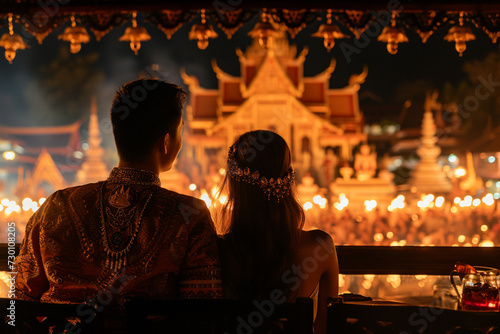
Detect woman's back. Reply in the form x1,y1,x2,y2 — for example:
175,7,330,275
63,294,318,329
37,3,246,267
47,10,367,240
218,229,338,334
216,130,338,334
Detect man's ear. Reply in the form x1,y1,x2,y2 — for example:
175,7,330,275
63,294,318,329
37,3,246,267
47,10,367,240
163,133,170,154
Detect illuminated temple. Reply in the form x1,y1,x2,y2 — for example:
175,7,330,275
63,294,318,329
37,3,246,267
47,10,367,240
181,30,367,176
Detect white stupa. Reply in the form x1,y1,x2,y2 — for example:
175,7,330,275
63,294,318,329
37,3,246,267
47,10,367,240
76,96,109,184
409,93,452,193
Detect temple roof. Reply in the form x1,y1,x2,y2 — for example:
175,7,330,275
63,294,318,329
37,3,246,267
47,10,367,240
0,120,83,170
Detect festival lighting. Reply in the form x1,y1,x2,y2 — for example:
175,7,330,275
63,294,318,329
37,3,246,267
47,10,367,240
58,16,90,54
2,151,15,160
189,9,218,50
248,9,276,49
312,9,349,51
482,193,494,206
200,190,212,208
444,12,475,57
454,167,466,178
218,195,228,205
435,196,445,207
120,11,151,55
364,200,377,211
479,240,494,247
377,12,408,54
0,13,29,64
334,193,349,210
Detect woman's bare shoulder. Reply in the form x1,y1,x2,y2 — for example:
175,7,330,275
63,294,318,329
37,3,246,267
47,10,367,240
300,229,334,244
298,229,335,253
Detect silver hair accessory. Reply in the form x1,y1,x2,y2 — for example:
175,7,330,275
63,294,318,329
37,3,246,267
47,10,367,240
226,144,295,202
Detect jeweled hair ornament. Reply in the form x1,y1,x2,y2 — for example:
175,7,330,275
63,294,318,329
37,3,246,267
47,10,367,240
226,144,295,202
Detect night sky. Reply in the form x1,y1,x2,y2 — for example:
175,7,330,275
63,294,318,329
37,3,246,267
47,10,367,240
0,14,498,148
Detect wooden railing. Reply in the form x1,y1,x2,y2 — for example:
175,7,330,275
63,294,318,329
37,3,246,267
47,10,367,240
2,244,500,274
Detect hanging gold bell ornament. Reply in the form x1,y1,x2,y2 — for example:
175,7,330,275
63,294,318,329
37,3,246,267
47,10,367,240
189,9,218,50
312,9,349,51
248,9,276,50
444,13,475,57
58,16,90,54
377,13,408,55
0,14,29,64
119,12,151,55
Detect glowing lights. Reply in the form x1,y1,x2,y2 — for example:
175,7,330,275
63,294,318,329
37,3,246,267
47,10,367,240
481,224,488,232
388,195,405,211
479,240,495,247
2,151,15,160
450,207,458,213
458,235,466,243
417,194,434,209
435,196,445,208
373,233,384,242
303,202,313,211
334,193,349,210
454,167,466,178
189,184,197,191
472,199,481,207
313,195,327,208
448,154,457,163
361,280,372,290
454,197,461,204
218,194,228,205
219,168,226,176
386,275,401,288
200,190,212,208
459,195,473,208
386,231,394,239
364,200,377,212
482,193,495,206
488,156,496,163
22,198,32,207
211,186,219,198
39,198,46,205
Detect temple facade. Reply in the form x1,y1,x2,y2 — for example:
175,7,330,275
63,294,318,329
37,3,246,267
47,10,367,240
181,30,367,182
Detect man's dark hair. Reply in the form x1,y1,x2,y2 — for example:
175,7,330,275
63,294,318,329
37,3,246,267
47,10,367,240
110,79,187,163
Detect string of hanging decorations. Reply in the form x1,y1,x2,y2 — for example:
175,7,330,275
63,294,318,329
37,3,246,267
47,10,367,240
0,8,499,63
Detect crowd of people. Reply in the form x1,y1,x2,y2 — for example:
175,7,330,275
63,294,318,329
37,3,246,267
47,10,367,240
317,204,499,246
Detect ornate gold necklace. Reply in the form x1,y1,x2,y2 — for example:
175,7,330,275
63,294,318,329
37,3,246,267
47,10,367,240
99,182,155,272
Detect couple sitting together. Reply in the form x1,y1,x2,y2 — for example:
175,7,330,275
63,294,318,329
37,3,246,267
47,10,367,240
14,79,339,333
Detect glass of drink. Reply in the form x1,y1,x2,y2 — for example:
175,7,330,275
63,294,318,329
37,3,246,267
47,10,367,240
461,273,499,310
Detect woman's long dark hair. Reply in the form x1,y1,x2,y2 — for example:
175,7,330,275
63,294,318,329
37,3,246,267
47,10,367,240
219,130,305,300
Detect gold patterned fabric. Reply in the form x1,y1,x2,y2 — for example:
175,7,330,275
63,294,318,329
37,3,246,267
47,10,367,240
14,167,223,304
